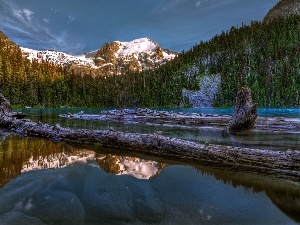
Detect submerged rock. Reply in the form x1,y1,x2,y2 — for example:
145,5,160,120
129,179,165,223
0,212,45,225
82,166,165,223
228,87,258,132
20,190,85,225
82,167,135,222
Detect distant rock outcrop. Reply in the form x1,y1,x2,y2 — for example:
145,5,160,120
263,0,300,24
182,74,221,107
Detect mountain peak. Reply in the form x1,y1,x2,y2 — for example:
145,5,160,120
20,37,178,76
263,0,300,24
114,37,160,58
94,37,178,73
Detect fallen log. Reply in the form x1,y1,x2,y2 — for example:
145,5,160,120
0,93,299,182
0,116,298,182
60,109,300,133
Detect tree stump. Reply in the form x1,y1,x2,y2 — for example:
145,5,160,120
228,87,258,132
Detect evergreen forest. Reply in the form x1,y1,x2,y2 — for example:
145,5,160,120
0,14,299,108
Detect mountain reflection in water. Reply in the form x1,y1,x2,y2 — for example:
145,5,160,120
0,134,162,188
0,133,299,224
96,154,165,179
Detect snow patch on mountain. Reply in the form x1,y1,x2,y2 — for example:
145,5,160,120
21,47,97,67
116,37,176,62
20,38,178,72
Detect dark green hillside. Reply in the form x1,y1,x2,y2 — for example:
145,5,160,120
0,32,70,107
180,15,300,107
130,14,299,108
0,14,299,108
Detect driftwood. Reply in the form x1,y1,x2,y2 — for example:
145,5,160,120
60,108,300,133
228,87,258,132
0,94,299,182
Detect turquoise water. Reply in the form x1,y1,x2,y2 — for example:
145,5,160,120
19,107,300,151
178,107,300,118
18,107,300,118
0,108,299,225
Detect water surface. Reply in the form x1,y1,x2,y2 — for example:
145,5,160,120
19,107,300,151
0,108,299,225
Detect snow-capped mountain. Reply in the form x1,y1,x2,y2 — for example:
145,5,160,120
94,37,178,72
21,37,178,74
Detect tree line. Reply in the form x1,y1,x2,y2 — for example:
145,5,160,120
0,14,299,108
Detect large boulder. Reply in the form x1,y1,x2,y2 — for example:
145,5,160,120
0,212,45,225
228,87,257,132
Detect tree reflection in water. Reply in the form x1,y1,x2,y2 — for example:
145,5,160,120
0,134,164,187
0,134,94,188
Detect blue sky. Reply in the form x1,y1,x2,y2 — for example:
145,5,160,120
0,0,279,54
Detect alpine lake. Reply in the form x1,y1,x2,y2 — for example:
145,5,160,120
0,108,299,225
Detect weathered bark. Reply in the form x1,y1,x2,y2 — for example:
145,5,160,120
0,94,299,182
228,87,258,132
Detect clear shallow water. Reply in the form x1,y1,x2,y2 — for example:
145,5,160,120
18,107,300,151
0,108,299,225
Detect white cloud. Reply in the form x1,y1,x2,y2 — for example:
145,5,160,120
43,18,50,23
23,9,34,20
196,0,208,8
68,15,75,23
0,0,76,53
13,9,34,21
153,0,188,14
